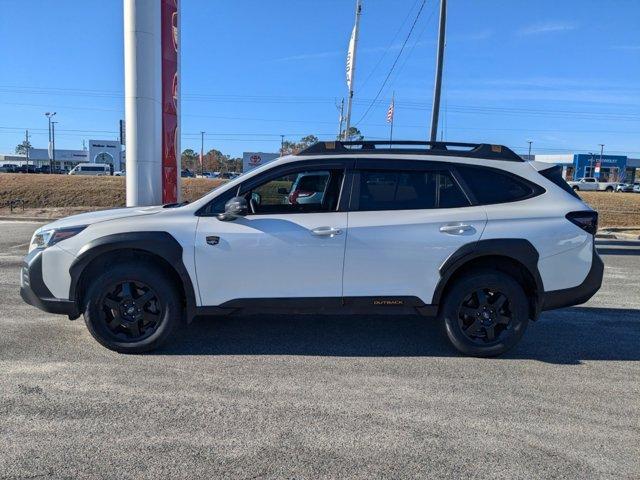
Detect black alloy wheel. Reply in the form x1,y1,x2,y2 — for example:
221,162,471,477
440,270,529,357
83,262,181,353
457,287,512,344
99,280,163,341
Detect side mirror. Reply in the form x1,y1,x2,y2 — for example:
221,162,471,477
217,196,248,221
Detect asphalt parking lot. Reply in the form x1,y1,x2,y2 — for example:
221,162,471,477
1,221,638,479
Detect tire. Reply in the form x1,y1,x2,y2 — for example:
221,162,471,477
572,186,579,191
605,186,614,192
83,261,181,353
440,270,529,357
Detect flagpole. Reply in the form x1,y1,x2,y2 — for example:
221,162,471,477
344,0,362,140
389,91,394,146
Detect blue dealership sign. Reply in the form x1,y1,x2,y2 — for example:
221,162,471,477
573,154,627,179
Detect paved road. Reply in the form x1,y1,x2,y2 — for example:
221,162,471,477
1,221,638,479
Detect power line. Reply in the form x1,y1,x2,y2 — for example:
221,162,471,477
358,0,423,90
354,0,428,126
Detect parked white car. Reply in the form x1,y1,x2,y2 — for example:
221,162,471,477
21,140,603,357
567,177,618,192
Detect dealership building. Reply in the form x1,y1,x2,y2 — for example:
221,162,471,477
533,154,639,183
1,140,124,172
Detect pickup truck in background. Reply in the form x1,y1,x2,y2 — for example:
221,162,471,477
567,177,619,192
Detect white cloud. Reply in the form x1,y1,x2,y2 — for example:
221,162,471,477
518,21,578,36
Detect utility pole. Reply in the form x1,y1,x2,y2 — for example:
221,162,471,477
200,131,205,176
599,143,605,180
429,0,447,142
527,140,533,160
280,134,285,155
51,121,57,172
344,0,362,140
25,130,30,167
588,152,594,177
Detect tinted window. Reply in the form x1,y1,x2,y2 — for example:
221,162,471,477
244,169,343,214
539,165,580,199
456,165,541,205
354,169,469,211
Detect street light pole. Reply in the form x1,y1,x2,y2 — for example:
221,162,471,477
51,121,57,172
527,140,533,160
45,112,56,171
200,131,205,176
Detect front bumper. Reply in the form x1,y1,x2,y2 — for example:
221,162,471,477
20,249,79,318
541,244,604,311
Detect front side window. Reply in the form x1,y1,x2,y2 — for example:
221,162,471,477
353,169,469,211
244,169,343,214
456,165,542,205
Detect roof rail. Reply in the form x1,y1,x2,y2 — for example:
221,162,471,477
296,140,524,162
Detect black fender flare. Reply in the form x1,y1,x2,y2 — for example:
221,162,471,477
68,231,198,320
432,238,544,316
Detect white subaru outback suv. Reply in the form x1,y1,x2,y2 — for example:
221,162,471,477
20,141,603,357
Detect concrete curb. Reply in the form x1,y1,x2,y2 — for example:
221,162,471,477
596,230,640,240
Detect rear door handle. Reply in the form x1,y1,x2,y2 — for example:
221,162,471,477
439,224,476,235
311,226,343,237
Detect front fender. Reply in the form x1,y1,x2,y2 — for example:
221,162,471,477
68,231,198,320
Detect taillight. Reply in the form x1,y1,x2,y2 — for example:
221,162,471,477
566,211,598,235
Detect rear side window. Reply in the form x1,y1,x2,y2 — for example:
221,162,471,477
539,165,580,199
353,169,469,211
456,165,543,205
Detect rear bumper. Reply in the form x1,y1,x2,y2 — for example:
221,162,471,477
541,245,604,311
19,249,79,318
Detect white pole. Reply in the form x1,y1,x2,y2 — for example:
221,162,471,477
344,0,362,141
124,0,162,206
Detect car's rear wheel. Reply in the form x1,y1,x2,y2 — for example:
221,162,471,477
83,262,181,353
572,185,579,191
440,270,529,357
605,186,614,192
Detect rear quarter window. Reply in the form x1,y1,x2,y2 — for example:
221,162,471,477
456,165,544,205
539,165,580,199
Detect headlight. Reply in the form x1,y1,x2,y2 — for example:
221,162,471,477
29,226,87,253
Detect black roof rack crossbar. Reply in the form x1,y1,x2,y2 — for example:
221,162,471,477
297,140,524,162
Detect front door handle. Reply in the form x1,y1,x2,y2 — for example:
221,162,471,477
311,226,343,237
439,224,476,235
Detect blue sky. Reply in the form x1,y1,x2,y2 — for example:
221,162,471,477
0,0,638,157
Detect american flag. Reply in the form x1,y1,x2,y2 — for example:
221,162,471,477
386,96,395,123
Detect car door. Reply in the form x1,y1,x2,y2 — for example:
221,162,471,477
194,160,352,306
342,159,487,305
582,178,597,191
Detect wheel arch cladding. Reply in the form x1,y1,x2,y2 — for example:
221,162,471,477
433,239,544,320
68,232,197,320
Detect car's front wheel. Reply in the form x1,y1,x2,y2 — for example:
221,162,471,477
440,270,529,357
83,262,181,353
